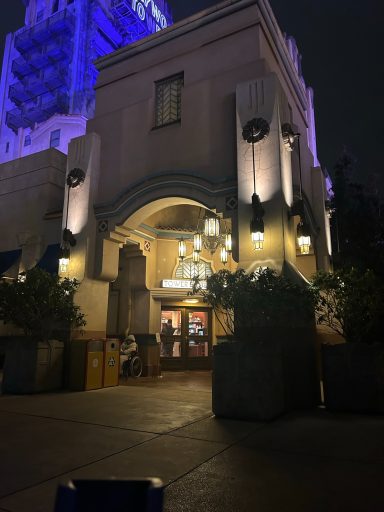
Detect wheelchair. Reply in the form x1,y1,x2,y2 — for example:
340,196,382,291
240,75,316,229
121,351,143,378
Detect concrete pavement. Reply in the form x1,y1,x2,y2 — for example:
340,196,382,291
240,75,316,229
0,371,383,512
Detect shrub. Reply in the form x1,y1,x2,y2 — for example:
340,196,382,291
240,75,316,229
311,268,384,344
192,268,315,340
0,267,86,342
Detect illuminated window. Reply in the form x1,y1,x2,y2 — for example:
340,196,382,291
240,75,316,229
24,135,31,147
50,129,61,148
155,73,183,127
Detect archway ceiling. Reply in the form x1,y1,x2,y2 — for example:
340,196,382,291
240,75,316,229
144,204,203,232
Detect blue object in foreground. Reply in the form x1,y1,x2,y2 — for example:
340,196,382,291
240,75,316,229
54,478,164,512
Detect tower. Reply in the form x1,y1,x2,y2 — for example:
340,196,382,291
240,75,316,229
0,0,172,163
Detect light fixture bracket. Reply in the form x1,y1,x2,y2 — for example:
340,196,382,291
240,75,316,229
66,168,85,188
63,228,77,247
289,199,305,218
281,123,299,151
242,118,270,144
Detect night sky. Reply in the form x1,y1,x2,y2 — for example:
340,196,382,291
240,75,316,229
1,1,382,190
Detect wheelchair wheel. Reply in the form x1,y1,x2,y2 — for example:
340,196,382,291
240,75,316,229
129,355,142,378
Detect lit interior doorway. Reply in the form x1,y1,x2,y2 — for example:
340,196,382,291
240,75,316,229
160,307,212,370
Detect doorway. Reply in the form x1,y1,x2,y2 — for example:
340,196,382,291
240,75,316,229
160,307,212,370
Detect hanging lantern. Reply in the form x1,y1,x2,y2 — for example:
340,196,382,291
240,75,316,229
58,247,70,273
193,232,202,252
220,247,228,264
192,250,200,264
250,193,265,251
194,210,231,256
225,232,232,253
204,215,220,238
178,238,186,260
251,229,264,250
297,219,311,255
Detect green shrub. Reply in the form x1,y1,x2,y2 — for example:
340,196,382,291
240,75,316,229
0,267,86,342
192,268,315,340
311,268,384,344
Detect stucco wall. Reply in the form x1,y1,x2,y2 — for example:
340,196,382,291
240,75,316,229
89,7,269,205
0,148,66,255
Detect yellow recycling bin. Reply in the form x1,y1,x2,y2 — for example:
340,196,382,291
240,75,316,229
69,340,104,391
103,339,120,387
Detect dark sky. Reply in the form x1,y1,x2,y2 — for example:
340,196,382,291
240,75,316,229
1,1,382,188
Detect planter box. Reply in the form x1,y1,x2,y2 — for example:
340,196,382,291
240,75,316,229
212,328,319,421
322,343,384,413
2,337,64,394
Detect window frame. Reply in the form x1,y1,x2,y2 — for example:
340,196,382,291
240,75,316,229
49,129,61,148
154,72,184,129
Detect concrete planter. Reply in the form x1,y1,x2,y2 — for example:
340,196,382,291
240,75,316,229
212,328,319,421
2,337,64,394
322,343,384,413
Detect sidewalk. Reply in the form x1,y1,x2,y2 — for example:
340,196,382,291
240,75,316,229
0,371,383,512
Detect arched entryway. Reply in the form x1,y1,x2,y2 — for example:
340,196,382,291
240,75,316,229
104,197,237,370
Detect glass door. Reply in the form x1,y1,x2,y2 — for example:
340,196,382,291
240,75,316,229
160,307,212,370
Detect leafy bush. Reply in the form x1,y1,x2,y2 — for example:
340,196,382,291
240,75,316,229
192,268,315,340
0,267,86,342
311,268,384,344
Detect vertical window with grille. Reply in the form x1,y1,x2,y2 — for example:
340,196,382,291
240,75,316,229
155,73,183,128
50,129,61,148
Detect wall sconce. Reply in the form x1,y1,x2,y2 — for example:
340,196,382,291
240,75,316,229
286,129,312,254
59,168,85,273
242,118,270,250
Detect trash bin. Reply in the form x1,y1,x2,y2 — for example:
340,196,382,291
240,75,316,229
135,334,161,377
103,339,120,387
54,477,164,512
68,340,104,391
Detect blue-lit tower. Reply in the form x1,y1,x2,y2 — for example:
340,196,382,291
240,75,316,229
0,0,172,163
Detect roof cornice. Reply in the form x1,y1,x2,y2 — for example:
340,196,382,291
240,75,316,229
95,0,308,108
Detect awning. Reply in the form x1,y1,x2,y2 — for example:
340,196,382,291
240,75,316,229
37,244,60,274
0,249,22,276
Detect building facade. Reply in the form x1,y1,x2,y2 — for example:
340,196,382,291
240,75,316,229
0,0,172,163
1,0,331,370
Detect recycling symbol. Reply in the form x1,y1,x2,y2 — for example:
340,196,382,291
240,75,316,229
108,356,116,367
